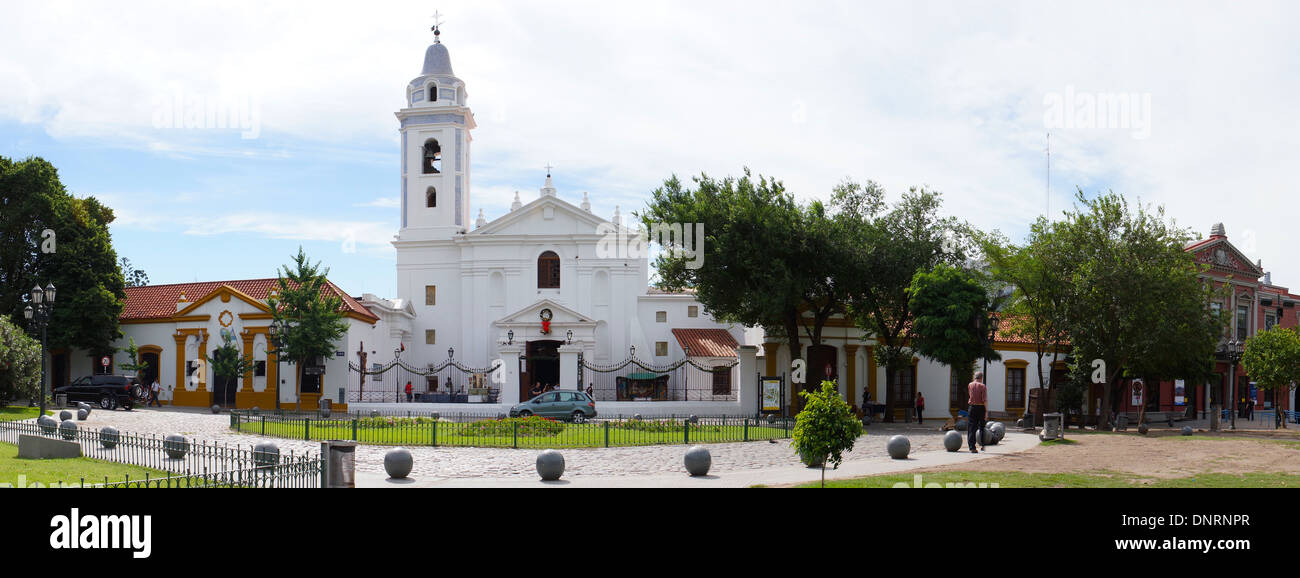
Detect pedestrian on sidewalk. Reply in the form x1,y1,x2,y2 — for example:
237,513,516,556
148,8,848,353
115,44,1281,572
915,392,925,425
967,372,988,453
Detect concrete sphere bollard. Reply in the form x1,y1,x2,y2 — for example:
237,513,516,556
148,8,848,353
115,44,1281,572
955,420,968,432
211,404,221,414
59,410,72,421
1138,423,1149,435
633,414,643,421
684,446,711,476
887,435,911,459
251,406,259,414
1016,418,1025,428
100,426,120,449
253,442,280,467
536,450,565,481
944,430,963,452
38,415,58,435
384,448,413,479
77,402,92,416
320,407,331,418
370,410,381,418
984,427,999,446
990,422,1006,443
76,408,89,421
163,434,189,459
767,414,777,425
59,420,78,440
430,412,440,421
1182,426,1193,436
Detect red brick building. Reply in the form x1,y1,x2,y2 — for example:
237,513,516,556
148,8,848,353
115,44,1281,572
1098,223,1296,419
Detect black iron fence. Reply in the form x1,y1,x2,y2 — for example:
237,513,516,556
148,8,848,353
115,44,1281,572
347,357,501,404
581,351,739,403
230,411,793,449
0,420,321,488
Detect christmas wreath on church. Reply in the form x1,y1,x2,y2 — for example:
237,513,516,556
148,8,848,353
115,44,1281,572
540,308,553,335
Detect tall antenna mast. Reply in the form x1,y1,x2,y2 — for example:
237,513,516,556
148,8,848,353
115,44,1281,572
1045,132,1051,218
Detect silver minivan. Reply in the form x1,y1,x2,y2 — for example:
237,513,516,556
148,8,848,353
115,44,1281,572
509,391,598,422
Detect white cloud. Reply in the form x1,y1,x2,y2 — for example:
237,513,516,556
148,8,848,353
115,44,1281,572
5,0,1300,284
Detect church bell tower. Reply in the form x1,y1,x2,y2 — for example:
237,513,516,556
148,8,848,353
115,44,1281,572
396,20,475,241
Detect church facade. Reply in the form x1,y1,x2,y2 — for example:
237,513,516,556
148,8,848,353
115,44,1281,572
380,28,750,413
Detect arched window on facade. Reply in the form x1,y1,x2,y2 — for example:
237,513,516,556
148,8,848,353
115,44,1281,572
423,139,442,174
538,251,561,289
426,187,437,208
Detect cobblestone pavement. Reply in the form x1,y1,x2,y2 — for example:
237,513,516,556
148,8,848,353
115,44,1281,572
62,407,1004,482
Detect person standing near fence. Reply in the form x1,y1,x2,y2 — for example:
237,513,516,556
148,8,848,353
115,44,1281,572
915,392,925,424
405,381,413,403
967,372,988,453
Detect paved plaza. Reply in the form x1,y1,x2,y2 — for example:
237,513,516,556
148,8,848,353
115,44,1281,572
41,406,1054,487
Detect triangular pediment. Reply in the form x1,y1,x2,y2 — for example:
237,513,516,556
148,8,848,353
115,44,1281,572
493,299,594,326
1189,238,1264,279
472,195,609,237
176,284,272,317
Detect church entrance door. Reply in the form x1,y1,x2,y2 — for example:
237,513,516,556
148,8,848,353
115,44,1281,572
520,340,563,402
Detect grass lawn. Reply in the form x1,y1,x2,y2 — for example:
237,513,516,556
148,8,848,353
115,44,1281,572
0,406,52,422
0,442,170,487
232,418,790,449
796,470,1300,488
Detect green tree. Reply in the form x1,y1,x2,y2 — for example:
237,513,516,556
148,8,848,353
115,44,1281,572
981,218,1071,413
207,331,256,405
1054,358,1089,428
833,182,967,421
791,380,864,487
1052,190,1225,429
0,315,42,404
641,170,852,402
0,157,125,354
1241,326,1300,429
907,263,1000,376
265,248,348,407
120,258,150,288
118,337,150,378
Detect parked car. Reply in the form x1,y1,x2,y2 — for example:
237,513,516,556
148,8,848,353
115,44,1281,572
53,375,138,410
509,390,597,422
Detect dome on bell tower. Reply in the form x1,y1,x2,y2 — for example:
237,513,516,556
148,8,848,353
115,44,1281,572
422,42,454,76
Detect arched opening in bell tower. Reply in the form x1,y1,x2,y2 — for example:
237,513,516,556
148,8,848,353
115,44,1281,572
423,139,442,174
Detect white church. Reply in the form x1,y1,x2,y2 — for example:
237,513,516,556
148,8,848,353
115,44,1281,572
56,26,1065,421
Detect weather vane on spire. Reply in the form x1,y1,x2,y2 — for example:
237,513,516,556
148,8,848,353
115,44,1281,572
431,11,445,43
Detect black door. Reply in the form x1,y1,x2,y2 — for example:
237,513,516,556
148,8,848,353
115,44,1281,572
140,353,160,391
520,341,562,401
212,376,238,407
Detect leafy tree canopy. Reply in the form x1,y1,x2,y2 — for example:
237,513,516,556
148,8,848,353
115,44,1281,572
0,156,125,353
791,381,863,487
266,248,349,368
907,263,999,370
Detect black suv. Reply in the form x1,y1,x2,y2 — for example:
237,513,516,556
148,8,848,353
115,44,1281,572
54,375,138,410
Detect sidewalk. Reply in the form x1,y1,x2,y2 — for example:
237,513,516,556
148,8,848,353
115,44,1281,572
354,431,1039,488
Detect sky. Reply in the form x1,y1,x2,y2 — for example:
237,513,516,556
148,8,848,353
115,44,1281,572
2,0,1298,298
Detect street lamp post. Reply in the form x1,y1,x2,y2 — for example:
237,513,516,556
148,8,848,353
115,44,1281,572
1226,339,1244,431
23,283,56,418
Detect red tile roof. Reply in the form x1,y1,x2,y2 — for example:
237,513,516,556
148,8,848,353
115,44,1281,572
122,279,378,322
672,328,739,358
